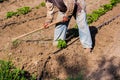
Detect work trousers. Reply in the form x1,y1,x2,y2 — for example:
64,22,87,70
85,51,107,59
54,10,92,48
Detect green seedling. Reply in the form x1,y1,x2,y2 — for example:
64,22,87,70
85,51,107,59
6,11,17,18
110,0,120,6
35,5,40,9
12,39,21,48
87,0,120,25
57,39,67,49
35,2,46,9
40,2,46,7
103,4,113,11
6,6,31,18
16,6,31,16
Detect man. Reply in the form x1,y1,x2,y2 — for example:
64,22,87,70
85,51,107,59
44,0,92,53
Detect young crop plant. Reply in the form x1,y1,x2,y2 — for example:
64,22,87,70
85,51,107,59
35,2,46,9
6,11,17,18
0,60,36,80
87,0,120,24
40,2,46,7
110,0,120,6
16,6,31,16
6,6,31,18
57,39,67,49
103,4,113,12
12,39,21,48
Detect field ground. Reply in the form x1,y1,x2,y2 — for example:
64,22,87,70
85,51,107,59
0,0,120,79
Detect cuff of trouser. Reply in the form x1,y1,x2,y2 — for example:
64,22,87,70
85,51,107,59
53,41,58,47
83,45,92,49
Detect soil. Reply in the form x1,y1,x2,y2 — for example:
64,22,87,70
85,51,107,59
0,0,120,80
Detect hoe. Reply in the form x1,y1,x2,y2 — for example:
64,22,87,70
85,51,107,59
12,20,62,42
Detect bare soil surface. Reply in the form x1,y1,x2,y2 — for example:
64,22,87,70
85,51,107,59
0,0,120,80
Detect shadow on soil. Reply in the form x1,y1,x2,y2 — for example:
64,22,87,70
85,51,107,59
66,26,98,49
41,54,120,80
41,54,87,80
89,56,120,80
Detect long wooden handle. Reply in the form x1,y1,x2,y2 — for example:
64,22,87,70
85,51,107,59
12,20,62,42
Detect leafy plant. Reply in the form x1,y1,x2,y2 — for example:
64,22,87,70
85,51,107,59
6,11,17,18
103,4,113,12
0,60,36,80
87,0,120,24
16,7,31,16
110,0,120,6
57,39,67,49
6,6,31,18
40,2,46,7
35,2,46,9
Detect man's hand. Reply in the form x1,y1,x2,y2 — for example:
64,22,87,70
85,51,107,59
43,22,50,29
63,16,69,22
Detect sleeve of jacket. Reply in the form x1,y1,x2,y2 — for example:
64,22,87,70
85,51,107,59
63,0,75,17
45,1,54,23
77,0,86,11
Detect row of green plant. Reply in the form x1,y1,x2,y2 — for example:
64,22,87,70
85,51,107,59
87,0,120,24
6,2,46,18
0,60,36,80
6,7,31,18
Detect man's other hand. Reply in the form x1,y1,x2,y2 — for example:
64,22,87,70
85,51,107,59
63,16,69,22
